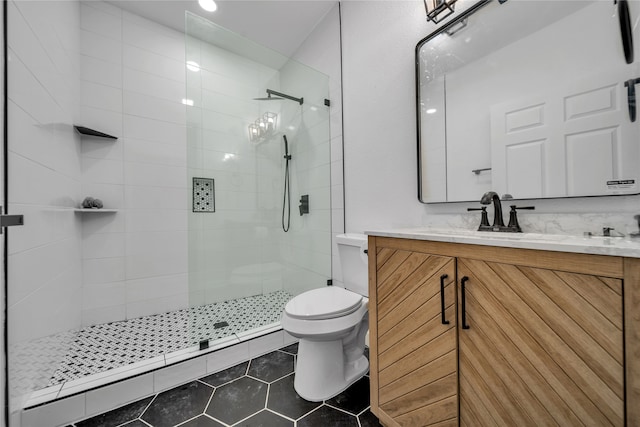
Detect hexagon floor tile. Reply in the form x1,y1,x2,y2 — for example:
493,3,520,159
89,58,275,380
70,344,382,427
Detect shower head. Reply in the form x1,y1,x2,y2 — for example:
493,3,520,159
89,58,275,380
253,93,284,101
253,89,303,105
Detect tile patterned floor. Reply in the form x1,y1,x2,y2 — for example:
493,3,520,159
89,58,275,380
10,291,293,396
69,344,382,427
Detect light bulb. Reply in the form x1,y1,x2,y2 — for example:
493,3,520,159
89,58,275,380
198,0,217,12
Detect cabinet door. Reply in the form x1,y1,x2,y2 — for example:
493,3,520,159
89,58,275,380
373,248,457,427
458,258,624,427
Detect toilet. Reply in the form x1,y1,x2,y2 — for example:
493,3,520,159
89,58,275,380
281,233,369,402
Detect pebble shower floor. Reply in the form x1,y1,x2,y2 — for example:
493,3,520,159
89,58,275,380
12,291,293,389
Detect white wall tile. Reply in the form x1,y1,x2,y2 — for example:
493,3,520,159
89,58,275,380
123,66,185,103
85,374,153,418
82,304,126,326
124,185,188,210
124,161,186,188
80,3,122,41
82,157,124,185
122,12,184,61
206,342,250,374
9,152,81,207
81,55,122,88
125,291,189,319
80,29,122,64
82,232,125,259
247,331,284,358
82,257,126,286
125,231,187,280
83,282,126,310
21,394,85,427
123,91,186,124
123,114,186,145
123,44,185,82
126,210,187,233
8,238,80,306
81,137,123,162
9,262,83,343
124,138,186,167
81,81,122,113
81,0,123,18
153,358,207,393
8,51,65,126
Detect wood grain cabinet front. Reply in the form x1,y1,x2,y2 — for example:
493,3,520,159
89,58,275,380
368,236,631,427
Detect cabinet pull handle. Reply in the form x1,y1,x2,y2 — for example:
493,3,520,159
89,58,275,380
440,274,450,325
461,276,470,330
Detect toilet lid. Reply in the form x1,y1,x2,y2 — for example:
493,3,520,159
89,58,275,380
285,287,363,320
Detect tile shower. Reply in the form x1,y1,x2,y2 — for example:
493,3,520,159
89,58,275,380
6,1,335,424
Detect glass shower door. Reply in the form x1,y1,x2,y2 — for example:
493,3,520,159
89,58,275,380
185,12,332,349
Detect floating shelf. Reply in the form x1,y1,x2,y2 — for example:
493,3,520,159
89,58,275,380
74,126,118,140
74,209,119,213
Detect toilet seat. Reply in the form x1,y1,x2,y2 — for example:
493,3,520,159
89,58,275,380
285,287,363,320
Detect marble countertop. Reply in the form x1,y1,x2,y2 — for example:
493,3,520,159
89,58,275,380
366,227,640,258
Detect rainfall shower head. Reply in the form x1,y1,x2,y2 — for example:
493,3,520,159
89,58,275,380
253,89,303,105
253,94,284,101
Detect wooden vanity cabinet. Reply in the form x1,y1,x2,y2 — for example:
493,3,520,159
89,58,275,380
368,236,636,427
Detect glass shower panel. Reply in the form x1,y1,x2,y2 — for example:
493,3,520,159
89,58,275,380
185,12,331,347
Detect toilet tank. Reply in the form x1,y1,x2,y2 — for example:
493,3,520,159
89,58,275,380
336,233,368,296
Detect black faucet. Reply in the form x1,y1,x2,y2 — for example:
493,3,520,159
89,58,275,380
480,191,505,228
468,191,535,232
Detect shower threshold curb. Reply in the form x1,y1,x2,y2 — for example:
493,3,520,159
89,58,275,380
23,323,286,410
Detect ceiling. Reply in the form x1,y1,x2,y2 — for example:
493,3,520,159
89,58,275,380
107,0,337,57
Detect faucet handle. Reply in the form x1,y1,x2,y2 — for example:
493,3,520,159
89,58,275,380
467,207,490,228
507,205,535,232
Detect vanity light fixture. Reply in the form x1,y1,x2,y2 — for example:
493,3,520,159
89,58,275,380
248,123,259,143
248,112,278,143
263,112,277,132
424,0,457,24
198,0,217,13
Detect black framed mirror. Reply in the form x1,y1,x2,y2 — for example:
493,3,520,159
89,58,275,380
417,0,640,203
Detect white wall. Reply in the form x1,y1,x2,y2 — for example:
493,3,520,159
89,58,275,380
78,1,189,326
340,0,640,237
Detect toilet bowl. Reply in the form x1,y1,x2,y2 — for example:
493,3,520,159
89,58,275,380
281,233,369,402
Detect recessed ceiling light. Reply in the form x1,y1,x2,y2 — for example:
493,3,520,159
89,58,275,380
198,0,217,12
426,108,437,114
182,99,194,106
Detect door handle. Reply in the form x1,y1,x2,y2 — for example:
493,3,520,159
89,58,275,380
440,274,450,325
0,206,24,234
624,78,640,122
461,276,470,330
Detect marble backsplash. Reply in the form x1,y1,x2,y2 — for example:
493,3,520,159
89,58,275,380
419,194,640,238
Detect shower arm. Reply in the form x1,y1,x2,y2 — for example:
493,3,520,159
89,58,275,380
266,89,304,105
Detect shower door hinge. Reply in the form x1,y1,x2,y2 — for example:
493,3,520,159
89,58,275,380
0,206,24,234
324,99,330,107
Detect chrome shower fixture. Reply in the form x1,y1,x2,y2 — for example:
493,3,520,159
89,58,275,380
254,89,304,105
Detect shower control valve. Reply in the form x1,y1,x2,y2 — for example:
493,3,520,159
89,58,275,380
299,195,309,216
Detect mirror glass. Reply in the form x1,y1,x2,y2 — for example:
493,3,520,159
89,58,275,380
418,0,640,203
